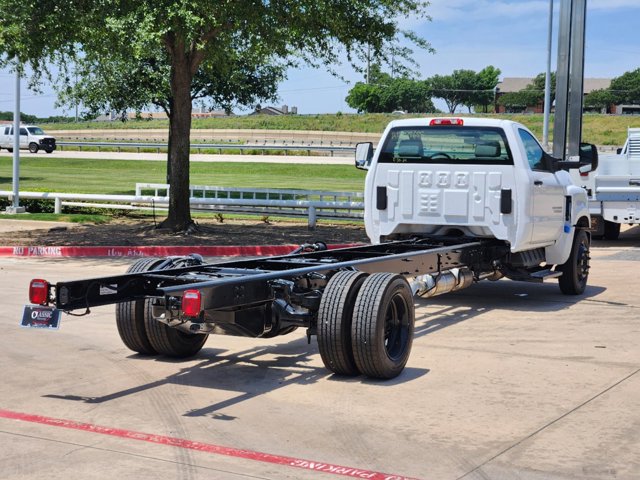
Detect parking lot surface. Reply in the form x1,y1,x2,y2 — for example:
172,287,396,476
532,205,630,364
1,235,639,479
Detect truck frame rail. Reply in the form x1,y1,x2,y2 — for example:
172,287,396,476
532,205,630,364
54,237,506,313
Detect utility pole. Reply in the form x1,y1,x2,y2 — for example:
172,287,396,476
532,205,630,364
74,64,78,123
7,66,25,214
366,44,370,84
543,0,554,149
552,0,587,160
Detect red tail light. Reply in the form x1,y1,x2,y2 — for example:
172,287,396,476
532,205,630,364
430,118,464,126
182,290,202,317
29,279,50,305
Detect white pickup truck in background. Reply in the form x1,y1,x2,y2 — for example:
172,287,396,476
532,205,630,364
0,124,56,153
572,128,640,240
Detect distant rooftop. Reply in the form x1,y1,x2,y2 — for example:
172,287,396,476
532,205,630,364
497,77,612,93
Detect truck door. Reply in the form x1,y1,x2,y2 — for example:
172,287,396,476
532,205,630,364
518,129,564,245
19,127,29,149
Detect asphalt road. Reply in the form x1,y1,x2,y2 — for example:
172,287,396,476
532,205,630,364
1,234,640,479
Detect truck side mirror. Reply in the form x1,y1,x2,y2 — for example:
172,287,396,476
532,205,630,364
355,142,374,170
579,143,598,172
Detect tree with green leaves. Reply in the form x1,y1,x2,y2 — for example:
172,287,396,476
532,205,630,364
497,90,543,113
430,70,474,114
381,79,435,113
346,67,435,114
584,88,615,111
0,111,37,123
429,67,500,114
527,72,556,102
473,66,501,113
609,68,640,105
0,0,432,231
346,83,385,113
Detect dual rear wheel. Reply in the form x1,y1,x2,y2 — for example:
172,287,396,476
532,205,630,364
115,258,208,358
317,271,414,380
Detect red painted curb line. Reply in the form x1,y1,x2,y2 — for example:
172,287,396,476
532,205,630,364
0,409,419,480
0,244,358,258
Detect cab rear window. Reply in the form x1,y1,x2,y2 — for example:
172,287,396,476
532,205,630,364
378,126,513,165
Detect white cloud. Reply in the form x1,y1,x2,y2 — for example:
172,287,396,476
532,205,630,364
427,0,549,22
428,0,640,23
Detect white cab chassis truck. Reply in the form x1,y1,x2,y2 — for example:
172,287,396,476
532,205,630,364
0,124,56,153
23,117,596,380
360,117,592,285
572,127,640,240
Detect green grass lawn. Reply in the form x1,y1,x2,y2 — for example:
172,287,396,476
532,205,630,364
1,212,111,223
0,157,366,194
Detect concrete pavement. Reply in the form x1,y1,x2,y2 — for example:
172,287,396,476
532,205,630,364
0,231,639,479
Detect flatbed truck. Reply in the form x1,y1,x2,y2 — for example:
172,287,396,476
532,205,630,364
24,117,597,379
572,127,640,240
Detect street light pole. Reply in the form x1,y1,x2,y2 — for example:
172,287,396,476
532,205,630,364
7,67,25,214
543,0,554,149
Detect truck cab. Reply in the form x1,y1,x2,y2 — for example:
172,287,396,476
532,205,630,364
0,124,56,153
357,117,593,277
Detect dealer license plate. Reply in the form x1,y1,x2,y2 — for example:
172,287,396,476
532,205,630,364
21,305,62,330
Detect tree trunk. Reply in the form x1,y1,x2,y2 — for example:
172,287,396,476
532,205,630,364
166,125,172,185
160,53,194,232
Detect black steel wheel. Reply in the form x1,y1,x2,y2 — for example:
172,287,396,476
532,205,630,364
352,273,415,379
558,229,590,295
317,270,368,376
45,148,53,154
28,142,39,153
603,220,621,241
115,258,164,355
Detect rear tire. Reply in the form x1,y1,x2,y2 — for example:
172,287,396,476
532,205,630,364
558,229,590,295
28,142,39,153
317,270,368,376
45,148,53,154
352,273,415,379
115,258,163,355
144,306,208,358
603,221,620,241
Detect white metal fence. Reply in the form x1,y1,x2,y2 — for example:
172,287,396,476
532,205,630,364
1,183,364,228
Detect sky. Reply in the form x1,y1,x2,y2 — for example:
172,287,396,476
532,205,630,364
1,0,640,117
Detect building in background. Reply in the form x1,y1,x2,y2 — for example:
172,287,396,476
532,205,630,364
495,77,616,114
251,105,298,115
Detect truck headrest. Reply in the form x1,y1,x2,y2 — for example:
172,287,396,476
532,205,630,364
475,141,501,158
397,138,424,157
